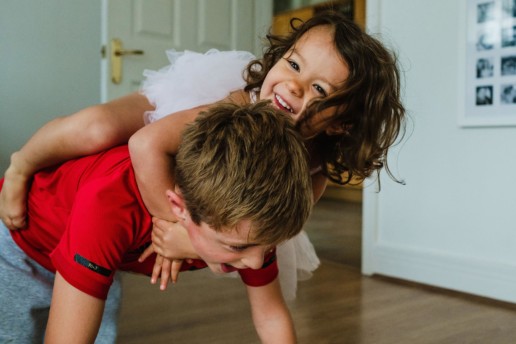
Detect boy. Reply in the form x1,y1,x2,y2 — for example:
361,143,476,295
0,102,312,343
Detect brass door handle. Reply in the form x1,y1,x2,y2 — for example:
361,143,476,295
115,49,144,57
111,38,144,84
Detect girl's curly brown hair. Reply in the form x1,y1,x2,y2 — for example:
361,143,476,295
244,11,406,185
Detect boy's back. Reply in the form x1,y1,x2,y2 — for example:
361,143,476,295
5,145,152,299
2,144,279,300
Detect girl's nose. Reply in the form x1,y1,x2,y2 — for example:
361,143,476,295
287,79,303,97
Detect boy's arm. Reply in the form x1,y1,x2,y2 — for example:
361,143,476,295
45,272,105,344
246,278,297,344
0,92,151,229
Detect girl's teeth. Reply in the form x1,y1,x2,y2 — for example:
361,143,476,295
276,95,293,113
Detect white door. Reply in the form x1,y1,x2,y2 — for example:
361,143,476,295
102,0,272,101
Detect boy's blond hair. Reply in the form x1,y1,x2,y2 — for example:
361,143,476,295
175,101,313,245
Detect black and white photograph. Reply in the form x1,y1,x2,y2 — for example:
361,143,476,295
464,0,516,126
477,1,496,22
502,0,516,17
501,84,516,103
476,28,496,50
476,57,495,77
501,25,516,47
501,55,516,75
476,85,494,105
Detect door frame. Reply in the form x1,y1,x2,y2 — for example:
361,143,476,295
100,0,109,103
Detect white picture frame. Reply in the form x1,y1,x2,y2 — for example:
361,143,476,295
460,0,516,127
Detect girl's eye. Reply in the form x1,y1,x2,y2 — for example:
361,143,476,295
288,59,300,71
314,84,327,97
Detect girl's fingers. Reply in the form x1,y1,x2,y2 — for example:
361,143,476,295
10,216,26,229
152,217,177,234
138,244,155,262
153,217,175,228
1,213,26,230
170,260,184,283
150,254,164,284
159,258,171,290
159,259,184,290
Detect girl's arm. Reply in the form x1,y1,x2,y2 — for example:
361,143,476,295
312,171,328,204
246,278,297,344
13,92,150,176
129,104,209,288
128,104,206,221
129,90,249,220
0,92,151,229
130,91,248,286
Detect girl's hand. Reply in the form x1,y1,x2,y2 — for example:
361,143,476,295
139,244,186,290
149,217,198,259
138,217,199,290
0,164,31,230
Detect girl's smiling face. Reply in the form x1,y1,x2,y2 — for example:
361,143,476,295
259,25,349,137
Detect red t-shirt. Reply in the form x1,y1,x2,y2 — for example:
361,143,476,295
1,146,277,299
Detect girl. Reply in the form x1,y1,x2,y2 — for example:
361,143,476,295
1,12,405,297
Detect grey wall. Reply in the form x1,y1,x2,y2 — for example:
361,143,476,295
0,0,101,174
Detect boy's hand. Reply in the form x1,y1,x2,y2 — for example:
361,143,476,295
0,164,30,230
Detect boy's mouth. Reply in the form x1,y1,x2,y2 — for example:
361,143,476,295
221,263,238,273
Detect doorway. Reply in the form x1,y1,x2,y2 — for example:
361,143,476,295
272,0,365,270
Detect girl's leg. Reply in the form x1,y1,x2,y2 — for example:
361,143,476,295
0,222,54,343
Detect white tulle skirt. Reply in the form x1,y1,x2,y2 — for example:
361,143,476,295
140,49,320,300
141,49,255,124
276,231,320,300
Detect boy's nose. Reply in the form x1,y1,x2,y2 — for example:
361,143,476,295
241,250,265,270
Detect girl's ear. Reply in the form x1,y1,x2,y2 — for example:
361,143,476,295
166,189,187,220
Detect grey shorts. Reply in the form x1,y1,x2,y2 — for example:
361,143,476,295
0,221,121,343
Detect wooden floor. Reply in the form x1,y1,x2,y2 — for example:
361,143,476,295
117,199,516,344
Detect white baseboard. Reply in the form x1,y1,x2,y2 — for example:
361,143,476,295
363,242,516,304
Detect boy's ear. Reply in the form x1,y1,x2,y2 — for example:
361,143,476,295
165,189,187,220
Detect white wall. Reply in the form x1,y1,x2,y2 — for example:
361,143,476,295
363,0,516,303
0,0,101,173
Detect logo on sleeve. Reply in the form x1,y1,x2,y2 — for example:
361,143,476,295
74,254,112,277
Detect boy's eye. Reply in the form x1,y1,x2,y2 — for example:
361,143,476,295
287,59,300,71
314,84,327,97
229,245,248,252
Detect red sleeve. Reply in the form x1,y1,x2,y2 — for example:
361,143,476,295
50,168,148,300
238,251,278,287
